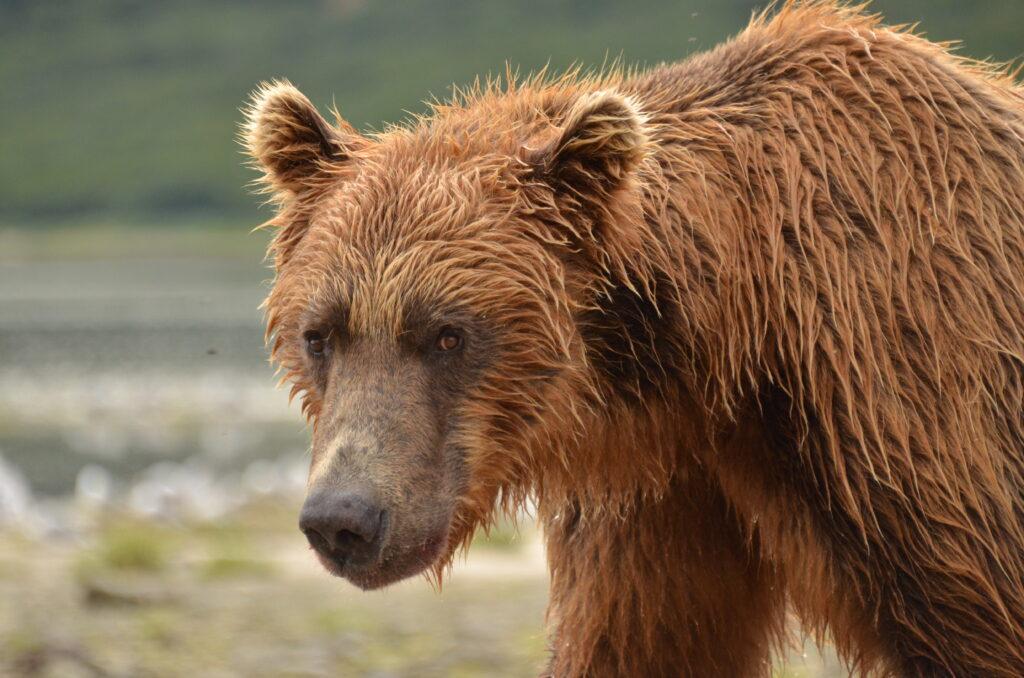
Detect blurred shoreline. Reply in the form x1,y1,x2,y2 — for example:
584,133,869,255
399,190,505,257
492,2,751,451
0,225,293,520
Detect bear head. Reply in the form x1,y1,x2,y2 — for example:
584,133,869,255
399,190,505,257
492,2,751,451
243,78,659,588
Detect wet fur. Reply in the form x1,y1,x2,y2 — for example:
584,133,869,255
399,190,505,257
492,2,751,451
246,2,1024,676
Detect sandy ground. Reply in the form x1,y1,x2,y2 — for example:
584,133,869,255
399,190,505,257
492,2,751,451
0,504,846,678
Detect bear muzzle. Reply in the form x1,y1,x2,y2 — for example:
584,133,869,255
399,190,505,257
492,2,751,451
299,485,388,568
298,474,452,589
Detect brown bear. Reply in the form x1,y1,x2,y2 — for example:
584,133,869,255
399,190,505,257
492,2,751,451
242,2,1024,676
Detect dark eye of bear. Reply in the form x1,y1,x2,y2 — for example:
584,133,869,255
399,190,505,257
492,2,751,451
435,326,462,353
305,331,326,357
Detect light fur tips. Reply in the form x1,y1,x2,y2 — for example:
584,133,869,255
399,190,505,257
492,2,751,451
526,89,650,190
242,80,360,196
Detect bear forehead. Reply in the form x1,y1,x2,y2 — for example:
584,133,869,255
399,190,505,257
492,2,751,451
294,156,533,268
281,216,534,328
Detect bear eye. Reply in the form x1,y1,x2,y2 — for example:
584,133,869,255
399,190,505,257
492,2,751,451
305,330,326,357
435,326,463,353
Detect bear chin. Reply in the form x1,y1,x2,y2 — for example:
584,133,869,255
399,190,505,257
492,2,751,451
314,529,449,590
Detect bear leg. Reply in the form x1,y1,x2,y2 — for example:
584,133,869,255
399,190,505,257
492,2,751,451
540,468,784,677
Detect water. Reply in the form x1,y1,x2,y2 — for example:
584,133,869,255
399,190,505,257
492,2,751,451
0,255,308,505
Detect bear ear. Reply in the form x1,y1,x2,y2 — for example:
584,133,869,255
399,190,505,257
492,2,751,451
524,89,649,199
242,80,365,198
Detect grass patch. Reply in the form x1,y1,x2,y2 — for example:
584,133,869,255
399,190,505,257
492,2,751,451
474,517,524,552
75,523,175,579
96,527,170,571
136,609,181,647
197,525,275,580
309,607,380,636
201,554,274,580
2,628,45,661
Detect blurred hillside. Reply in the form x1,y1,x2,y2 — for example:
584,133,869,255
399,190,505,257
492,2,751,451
2,0,1022,228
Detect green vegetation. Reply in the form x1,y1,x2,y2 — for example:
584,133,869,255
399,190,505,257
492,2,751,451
0,221,271,261
2,1,1021,229
474,515,525,552
201,552,275,579
86,523,173,572
200,530,276,579
0,502,843,676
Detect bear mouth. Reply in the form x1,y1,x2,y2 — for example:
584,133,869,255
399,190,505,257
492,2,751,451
313,527,449,590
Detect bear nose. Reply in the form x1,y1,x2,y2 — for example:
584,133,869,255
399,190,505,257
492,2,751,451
299,488,385,564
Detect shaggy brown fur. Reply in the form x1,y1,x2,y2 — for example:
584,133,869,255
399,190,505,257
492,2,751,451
244,2,1024,676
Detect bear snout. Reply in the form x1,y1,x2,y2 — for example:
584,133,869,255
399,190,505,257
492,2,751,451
299,486,387,568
